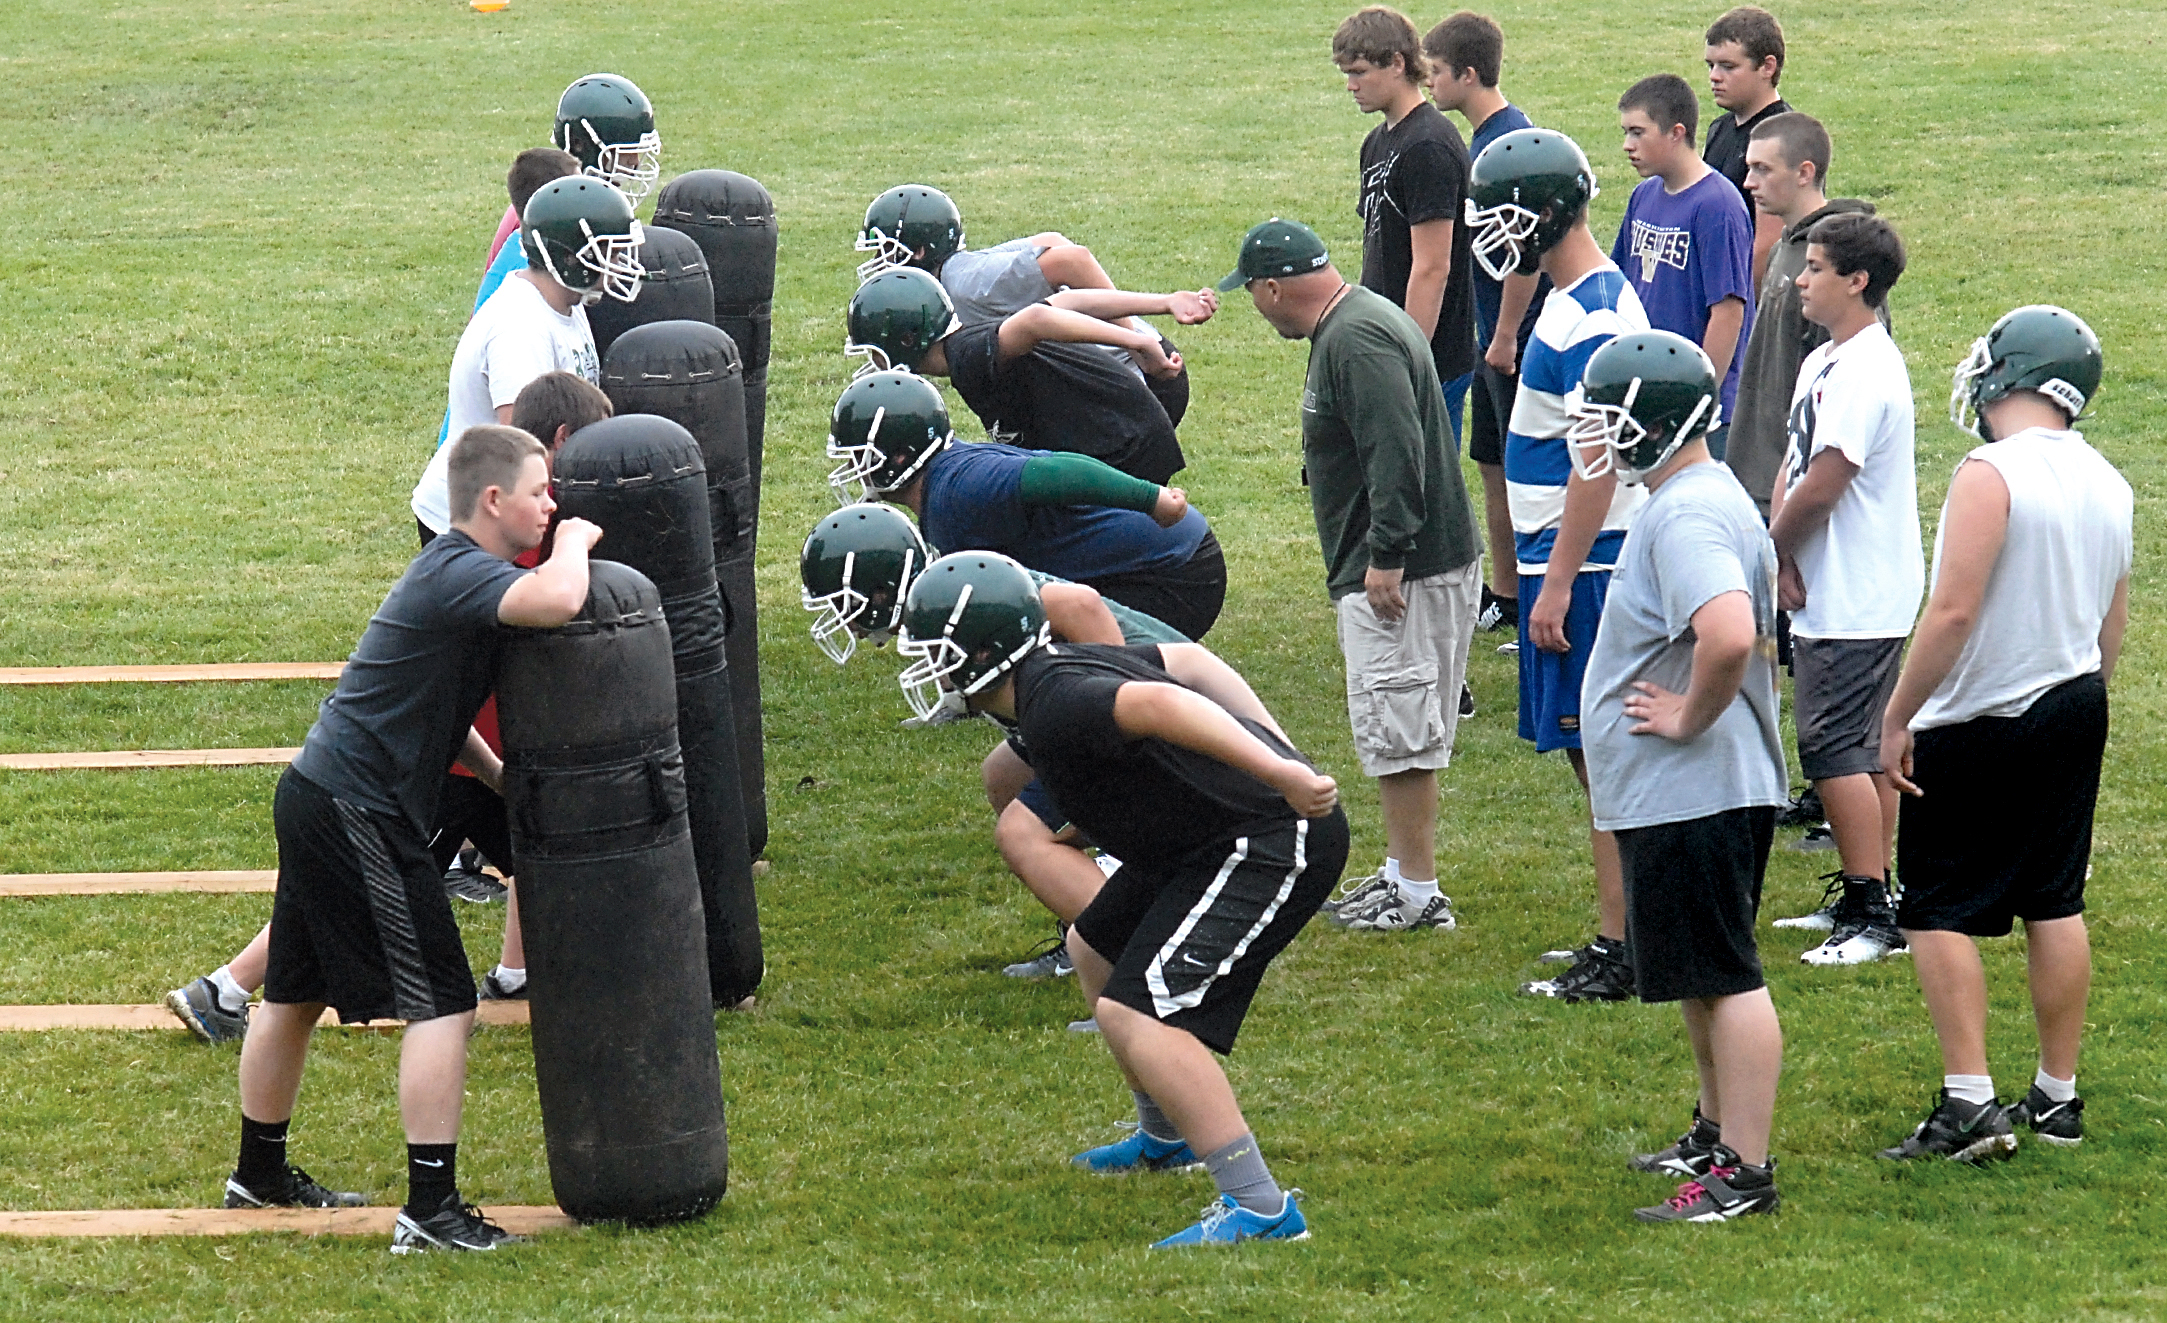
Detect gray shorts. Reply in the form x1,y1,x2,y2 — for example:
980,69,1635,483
1335,561,1480,778
1791,634,1904,781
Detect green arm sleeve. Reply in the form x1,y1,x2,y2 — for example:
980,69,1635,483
1017,452,1162,512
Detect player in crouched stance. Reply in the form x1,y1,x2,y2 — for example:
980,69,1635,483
1571,332,1789,1221
1874,307,2129,1160
893,553,1347,1247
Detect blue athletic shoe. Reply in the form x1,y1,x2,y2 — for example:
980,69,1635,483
1150,1191,1309,1248
1071,1127,1203,1174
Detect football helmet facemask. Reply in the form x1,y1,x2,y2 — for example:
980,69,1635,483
1465,128,1599,281
521,177,646,305
1567,330,1720,485
800,502,934,664
553,73,662,201
1950,304,2103,441
896,552,1050,726
846,267,960,373
825,370,954,503
856,184,966,282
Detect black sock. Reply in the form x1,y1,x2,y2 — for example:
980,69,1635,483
237,1115,292,1192
406,1143,458,1214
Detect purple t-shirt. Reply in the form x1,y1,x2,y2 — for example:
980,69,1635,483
1609,172,1754,422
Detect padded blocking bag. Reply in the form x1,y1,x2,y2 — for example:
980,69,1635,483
649,168,775,505
600,322,768,859
498,560,729,1222
552,413,763,1005
585,225,716,361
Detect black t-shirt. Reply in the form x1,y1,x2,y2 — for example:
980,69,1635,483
942,319,1185,485
291,530,526,834
1357,101,1478,382
1011,643,1310,871
1702,98,1792,223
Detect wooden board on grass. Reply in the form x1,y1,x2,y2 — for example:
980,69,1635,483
0,870,279,896
0,664,344,686
0,1205,574,1238
0,1002,532,1032
0,748,299,771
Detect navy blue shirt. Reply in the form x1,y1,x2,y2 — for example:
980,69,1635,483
920,441,1208,582
292,530,526,833
1468,103,1551,350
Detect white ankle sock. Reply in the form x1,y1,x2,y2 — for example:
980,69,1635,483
1384,858,1404,886
208,966,250,1012
1945,1073,1996,1106
2034,1067,2077,1103
1398,877,1440,905
491,964,527,992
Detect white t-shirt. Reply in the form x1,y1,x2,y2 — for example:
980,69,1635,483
411,275,598,533
1779,321,1923,638
1912,428,2133,730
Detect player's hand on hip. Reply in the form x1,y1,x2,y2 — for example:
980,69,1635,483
1881,721,1922,797
1152,486,1190,528
1170,289,1217,324
1623,680,1693,741
1364,565,1407,623
1529,583,1571,653
1274,761,1339,817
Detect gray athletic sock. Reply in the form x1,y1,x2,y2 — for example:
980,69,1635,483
1203,1133,1283,1215
1132,1090,1181,1143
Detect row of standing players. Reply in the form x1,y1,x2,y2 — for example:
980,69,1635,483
795,104,2132,1230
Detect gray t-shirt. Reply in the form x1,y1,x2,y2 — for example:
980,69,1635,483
1581,461,1787,832
940,239,1057,326
291,530,527,835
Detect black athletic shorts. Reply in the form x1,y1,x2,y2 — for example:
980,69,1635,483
1792,635,1904,781
1075,808,1347,1054
264,768,480,1024
1083,529,1226,642
1468,363,1519,467
1897,673,2105,937
428,772,513,873
1618,806,1775,1003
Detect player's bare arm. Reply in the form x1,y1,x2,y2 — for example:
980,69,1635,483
455,726,505,793
996,304,1182,377
1038,583,1126,645
1530,466,1617,653
497,517,602,627
1044,286,1219,326
1766,447,1860,559
1621,589,1755,741
1404,218,1453,340
1486,271,1539,375
1151,643,1293,744
1701,295,1746,384
1110,679,1335,817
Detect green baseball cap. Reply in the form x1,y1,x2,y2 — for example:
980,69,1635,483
1217,218,1331,291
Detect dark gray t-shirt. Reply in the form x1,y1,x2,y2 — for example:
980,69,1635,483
1581,462,1787,831
291,530,527,834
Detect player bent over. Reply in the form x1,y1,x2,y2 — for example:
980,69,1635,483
1572,332,1788,1220
1875,307,2129,1160
228,426,600,1253
894,554,1347,1246
800,504,1188,984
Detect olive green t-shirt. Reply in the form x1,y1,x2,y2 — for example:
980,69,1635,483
1301,285,1480,600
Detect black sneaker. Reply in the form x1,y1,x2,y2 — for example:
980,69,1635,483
2009,1085,2084,1147
1778,786,1825,828
1629,1108,1722,1177
1520,940,1634,1002
478,969,528,1001
1459,683,1476,719
1002,933,1075,980
442,849,508,904
1877,1090,2018,1163
1801,875,1907,965
1634,1148,1779,1222
225,1165,366,1209
390,1194,524,1253
1477,587,1519,633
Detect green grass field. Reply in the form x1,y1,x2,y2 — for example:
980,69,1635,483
5,0,2167,1316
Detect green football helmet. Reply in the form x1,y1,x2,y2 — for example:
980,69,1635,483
825,370,954,502
553,73,662,201
896,551,1050,726
1567,330,1720,485
800,502,934,664
846,267,960,373
856,184,966,282
1951,304,2103,440
521,176,646,304
1465,128,1599,280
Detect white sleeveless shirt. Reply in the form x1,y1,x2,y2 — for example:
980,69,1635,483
1912,428,2132,730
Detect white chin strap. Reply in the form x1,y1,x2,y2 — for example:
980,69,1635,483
1466,199,1540,282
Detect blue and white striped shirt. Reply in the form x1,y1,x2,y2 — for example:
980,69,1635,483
1504,266,1650,576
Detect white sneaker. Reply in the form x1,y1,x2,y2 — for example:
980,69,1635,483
1322,867,1392,916
1772,873,1844,931
1801,924,1907,966
1338,890,1456,932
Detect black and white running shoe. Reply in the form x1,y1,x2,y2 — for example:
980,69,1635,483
1801,875,1907,965
1520,939,1633,1002
1629,1109,1723,1178
390,1195,524,1253
1634,1149,1779,1223
2009,1085,2084,1147
1002,933,1075,980
442,849,508,904
225,1165,365,1209
166,977,250,1044
1877,1090,2018,1163
1322,867,1393,917
1773,870,1846,931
